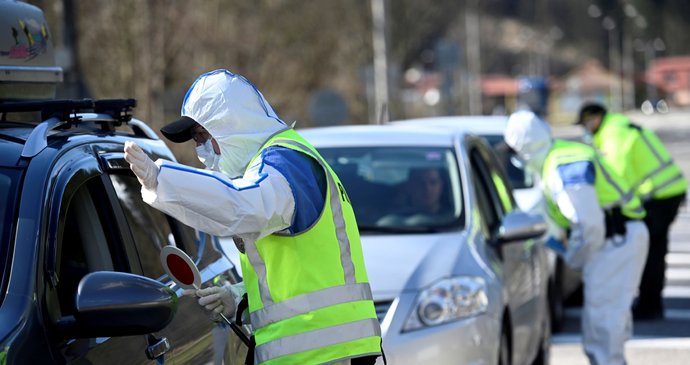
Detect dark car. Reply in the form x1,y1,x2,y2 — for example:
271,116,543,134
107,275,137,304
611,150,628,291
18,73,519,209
0,3,246,363
0,99,247,364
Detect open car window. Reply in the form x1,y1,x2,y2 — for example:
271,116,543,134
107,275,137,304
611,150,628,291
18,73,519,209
108,173,198,280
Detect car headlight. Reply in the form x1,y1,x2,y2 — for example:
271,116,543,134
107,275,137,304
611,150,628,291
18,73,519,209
403,276,488,332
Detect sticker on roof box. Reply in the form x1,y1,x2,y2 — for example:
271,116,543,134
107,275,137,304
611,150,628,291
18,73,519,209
1,19,49,61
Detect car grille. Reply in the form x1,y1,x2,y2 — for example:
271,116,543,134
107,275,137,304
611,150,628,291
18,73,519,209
374,300,393,323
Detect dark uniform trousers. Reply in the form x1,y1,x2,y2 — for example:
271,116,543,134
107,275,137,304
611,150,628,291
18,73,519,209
636,193,687,315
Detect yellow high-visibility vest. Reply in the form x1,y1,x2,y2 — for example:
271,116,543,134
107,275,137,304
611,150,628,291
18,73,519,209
543,139,645,228
241,129,381,364
593,113,687,201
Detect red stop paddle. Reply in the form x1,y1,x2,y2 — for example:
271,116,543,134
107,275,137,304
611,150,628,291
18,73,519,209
159,246,250,346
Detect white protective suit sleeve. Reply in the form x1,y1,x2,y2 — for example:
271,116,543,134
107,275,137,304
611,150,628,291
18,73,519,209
141,156,295,240
545,174,606,269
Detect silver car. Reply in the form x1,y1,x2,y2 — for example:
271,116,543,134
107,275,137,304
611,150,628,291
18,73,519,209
300,124,551,365
390,116,582,332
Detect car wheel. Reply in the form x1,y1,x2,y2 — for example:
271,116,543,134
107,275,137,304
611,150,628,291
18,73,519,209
564,283,584,307
548,270,564,333
498,324,511,365
532,301,551,365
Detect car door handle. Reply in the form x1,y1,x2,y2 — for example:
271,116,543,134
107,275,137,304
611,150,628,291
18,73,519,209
146,335,171,360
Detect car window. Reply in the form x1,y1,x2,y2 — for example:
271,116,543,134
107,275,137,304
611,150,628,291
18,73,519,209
483,134,534,189
54,177,118,318
108,173,196,280
0,168,22,304
318,146,464,232
482,147,515,215
469,147,502,237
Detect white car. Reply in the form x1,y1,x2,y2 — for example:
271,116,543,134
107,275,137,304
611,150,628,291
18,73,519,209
300,124,551,365
390,116,582,332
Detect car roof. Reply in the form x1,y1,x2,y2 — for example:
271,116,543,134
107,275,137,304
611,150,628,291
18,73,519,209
0,122,166,167
389,115,509,136
298,124,466,148
0,100,167,167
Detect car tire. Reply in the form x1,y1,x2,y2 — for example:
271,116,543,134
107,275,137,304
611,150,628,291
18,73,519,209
548,268,564,333
564,283,584,307
498,322,511,365
532,300,552,365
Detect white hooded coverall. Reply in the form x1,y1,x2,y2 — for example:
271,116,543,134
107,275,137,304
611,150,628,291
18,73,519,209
141,70,327,242
137,71,331,317
505,111,648,365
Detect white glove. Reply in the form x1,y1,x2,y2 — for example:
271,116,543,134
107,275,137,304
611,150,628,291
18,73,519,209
124,141,159,190
197,285,236,321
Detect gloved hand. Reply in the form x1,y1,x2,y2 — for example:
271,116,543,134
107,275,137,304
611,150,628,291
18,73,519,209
124,141,159,190
545,236,567,256
196,285,236,321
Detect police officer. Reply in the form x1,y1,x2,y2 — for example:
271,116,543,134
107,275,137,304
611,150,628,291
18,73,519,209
505,110,648,365
577,102,688,320
124,70,383,364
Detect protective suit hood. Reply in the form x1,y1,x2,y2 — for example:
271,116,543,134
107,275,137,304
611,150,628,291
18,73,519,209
181,70,288,177
504,110,553,174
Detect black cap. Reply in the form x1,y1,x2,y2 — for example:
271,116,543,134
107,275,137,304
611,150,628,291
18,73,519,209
160,116,198,143
576,103,607,125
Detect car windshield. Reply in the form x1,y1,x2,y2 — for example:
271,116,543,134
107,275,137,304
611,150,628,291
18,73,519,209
0,167,22,302
318,146,464,233
482,134,534,189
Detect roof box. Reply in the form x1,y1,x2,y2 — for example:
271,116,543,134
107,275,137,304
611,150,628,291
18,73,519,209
0,0,63,101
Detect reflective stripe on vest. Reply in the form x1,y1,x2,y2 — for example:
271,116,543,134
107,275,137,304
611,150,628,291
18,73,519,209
591,156,642,214
273,138,357,286
594,115,687,200
254,318,381,364
242,131,381,364
641,172,686,201
243,139,359,309
543,140,644,228
633,130,684,200
251,282,373,329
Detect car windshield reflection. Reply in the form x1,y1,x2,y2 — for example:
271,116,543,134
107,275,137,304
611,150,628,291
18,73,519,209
319,146,464,232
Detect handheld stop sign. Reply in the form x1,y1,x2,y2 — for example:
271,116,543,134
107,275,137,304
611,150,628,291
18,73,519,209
160,246,251,346
160,246,202,290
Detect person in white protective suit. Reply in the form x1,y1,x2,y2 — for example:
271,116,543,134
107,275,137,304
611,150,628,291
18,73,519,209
124,70,383,365
504,110,649,365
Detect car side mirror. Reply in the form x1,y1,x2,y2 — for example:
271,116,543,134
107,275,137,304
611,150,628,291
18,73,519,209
496,210,547,244
57,271,178,338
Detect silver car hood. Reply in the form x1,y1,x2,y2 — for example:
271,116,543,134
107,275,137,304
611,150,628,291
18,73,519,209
361,231,469,301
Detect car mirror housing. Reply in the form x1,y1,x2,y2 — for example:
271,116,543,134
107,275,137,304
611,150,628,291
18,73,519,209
497,210,547,244
58,271,178,338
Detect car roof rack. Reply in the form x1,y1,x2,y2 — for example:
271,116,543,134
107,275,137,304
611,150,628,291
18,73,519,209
0,98,135,124
0,98,160,157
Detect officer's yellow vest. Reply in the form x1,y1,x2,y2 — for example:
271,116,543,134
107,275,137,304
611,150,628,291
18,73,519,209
593,113,687,201
491,170,513,213
543,139,645,228
240,129,381,364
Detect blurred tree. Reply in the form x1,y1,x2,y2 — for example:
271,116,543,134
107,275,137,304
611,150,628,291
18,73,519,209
30,0,375,164
24,0,690,163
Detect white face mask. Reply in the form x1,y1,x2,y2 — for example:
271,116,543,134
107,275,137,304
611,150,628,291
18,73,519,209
581,128,594,145
196,140,220,171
